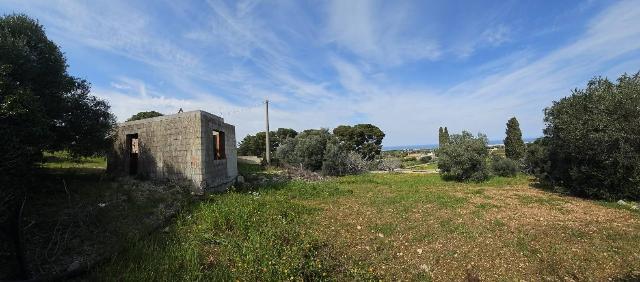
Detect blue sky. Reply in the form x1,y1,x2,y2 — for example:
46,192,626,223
2,0,640,146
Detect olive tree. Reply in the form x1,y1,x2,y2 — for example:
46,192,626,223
540,72,640,199
437,131,491,182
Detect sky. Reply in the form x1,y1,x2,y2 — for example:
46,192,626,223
2,0,640,146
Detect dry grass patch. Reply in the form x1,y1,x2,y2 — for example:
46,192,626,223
307,173,640,281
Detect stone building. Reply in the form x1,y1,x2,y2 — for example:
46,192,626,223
107,110,238,193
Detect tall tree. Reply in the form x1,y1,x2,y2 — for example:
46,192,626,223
504,117,525,160
443,127,450,145
438,127,444,147
127,111,163,121
539,72,640,200
275,128,298,141
0,14,116,279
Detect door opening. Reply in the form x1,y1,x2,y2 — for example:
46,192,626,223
127,134,139,175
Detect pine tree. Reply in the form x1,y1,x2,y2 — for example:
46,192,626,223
504,117,525,160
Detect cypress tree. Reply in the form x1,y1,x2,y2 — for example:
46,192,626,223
443,127,450,144
504,117,525,160
438,127,444,147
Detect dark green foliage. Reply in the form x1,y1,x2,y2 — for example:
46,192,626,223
540,72,640,200
276,129,333,171
524,138,552,182
321,141,349,176
437,131,491,182
438,126,450,148
0,14,115,176
491,156,519,177
237,128,297,157
0,14,115,279
504,117,525,160
419,156,432,163
276,128,298,140
126,111,163,122
444,127,449,143
292,129,333,171
333,124,385,161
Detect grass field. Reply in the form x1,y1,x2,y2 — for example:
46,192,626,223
95,166,640,281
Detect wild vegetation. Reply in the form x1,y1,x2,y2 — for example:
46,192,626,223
95,165,640,281
126,111,163,122
238,128,298,158
528,72,640,200
2,11,640,282
1,14,115,280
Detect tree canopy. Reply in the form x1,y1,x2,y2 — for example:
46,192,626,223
504,117,525,160
332,124,385,161
237,128,298,157
438,126,450,148
127,111,163,122
537,72,640,200
0,14,115,176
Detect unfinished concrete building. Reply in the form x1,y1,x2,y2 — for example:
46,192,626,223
107,110,238,193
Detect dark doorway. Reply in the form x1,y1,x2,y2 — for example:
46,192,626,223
126,134,139,175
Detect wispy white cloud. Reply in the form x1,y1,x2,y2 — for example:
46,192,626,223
325,0,441,66
2,0,639,146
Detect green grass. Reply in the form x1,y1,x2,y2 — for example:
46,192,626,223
405,162,438,170
40,151,106,169
96,181,347,281
94,172,640,281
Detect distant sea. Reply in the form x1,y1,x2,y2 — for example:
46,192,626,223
383,137,540,151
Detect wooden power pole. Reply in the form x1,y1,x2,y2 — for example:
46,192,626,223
265,99,270,165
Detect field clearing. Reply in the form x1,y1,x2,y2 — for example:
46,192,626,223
96,167,640,281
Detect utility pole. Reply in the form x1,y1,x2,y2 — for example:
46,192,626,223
265,99,270,165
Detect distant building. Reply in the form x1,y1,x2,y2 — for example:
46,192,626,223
107,110,238,193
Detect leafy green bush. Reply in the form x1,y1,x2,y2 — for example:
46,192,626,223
419,156,432,163
437,131,491,182
540,72,640,200
491,156,519,177
403,156,417,162
524,138,551,182
321,142,366,176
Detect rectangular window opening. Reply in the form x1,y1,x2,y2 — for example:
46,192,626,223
213,130,226,160
126,133,139,175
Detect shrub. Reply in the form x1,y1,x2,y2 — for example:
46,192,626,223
524,138,552,183
419,155,432,163
378,158,401,171
321,142,367,176
541,72,640,200
292,130,332,171
403,156,417,162
437,131,491,182
276,138,297,165
491,156,519,177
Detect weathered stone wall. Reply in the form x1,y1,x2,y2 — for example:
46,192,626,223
107,110,238,193
200,111,238,191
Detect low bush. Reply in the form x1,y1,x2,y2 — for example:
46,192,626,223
322,142,367,176
491,156,519,177
378,158,401,171
419,156,432,163
403,156,417,162
437,131,491,182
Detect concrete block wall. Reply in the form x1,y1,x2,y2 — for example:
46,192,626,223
107,110,238,193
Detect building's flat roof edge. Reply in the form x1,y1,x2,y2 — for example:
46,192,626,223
118,110,224,126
